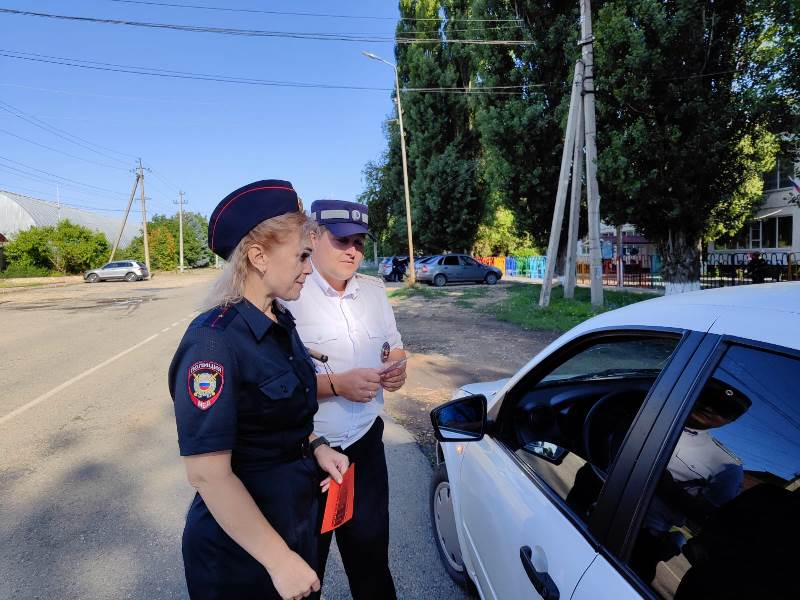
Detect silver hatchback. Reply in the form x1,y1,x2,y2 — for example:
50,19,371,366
84,260,149,283
416,254,502,287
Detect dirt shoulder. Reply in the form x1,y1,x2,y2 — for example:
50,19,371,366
384,282,559,463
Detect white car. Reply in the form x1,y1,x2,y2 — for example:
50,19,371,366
430,283,800,600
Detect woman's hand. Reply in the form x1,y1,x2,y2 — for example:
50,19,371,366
314,444,349,493
268,549,320,600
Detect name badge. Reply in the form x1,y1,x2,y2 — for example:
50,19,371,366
381,341,390,363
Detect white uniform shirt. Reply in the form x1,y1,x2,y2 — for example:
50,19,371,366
282,264,403,449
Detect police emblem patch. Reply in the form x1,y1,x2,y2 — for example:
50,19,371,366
381,341,390,363
187,360,224,410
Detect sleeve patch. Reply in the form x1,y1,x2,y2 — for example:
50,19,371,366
187,360,225,410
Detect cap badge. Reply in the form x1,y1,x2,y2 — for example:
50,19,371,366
352,209,361,221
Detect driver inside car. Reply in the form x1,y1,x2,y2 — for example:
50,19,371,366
629,381,751,585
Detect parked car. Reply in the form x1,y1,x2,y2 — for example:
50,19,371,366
379,255,408,282
429,283,800,600
84,260,149,282
416,254,502,287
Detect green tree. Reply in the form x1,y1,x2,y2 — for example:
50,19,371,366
4,220,109,274
594,0,787,291
121,212,211,270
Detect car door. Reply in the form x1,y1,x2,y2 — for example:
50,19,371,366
460,255,485,281
99,262,118,280
576,330,800,600
441,255,461,280
457,330,698,600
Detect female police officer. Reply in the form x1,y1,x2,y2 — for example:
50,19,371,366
168,180,349,600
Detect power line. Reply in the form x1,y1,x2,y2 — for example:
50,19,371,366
0,8,532,45
0,179,146,211
104,0,526,23
0,127,129,170
0,99,136,164
0,154,130,196
0,49,533,95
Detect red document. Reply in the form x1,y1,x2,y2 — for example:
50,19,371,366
321,464,355,534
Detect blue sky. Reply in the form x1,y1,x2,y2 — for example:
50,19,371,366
0,0,400,219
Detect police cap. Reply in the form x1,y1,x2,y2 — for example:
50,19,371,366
208,179,300,260
310,199,369,238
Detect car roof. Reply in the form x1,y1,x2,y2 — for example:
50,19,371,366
569,282,800,350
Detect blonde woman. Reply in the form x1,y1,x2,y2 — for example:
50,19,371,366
168,180,348,600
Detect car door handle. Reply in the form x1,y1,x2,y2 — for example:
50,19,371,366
520,546,560,600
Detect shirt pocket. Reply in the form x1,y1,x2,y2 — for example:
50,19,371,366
364,315,388,341
303,325,339,345
258,370,301,402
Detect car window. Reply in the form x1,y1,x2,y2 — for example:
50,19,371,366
137,262,147,268
104,262,118,269
462,256,479,266
501,335,681,525
625,345,800,599
443,256,460,266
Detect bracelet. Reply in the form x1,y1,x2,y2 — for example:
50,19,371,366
326,370,338,397
310,436,330,453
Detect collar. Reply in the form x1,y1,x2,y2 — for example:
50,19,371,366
309,261,360,299
234,299,292,341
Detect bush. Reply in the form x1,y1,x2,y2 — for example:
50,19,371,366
4,220,110,274
0,264,53,278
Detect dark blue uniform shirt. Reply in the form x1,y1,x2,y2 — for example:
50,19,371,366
169,299,318,467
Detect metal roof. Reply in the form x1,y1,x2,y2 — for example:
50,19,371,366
0,189,139,247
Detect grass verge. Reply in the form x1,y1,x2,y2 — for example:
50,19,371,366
492,283,659,332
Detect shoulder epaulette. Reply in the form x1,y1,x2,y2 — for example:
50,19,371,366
201,305,237,331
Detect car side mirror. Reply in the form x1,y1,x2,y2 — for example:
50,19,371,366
430,394,487,442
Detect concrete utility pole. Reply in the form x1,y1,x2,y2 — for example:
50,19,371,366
539,62,584,307
539,0,604,307
580,0,604,305
175,190,186,272
563,106,585,299
110,168,141,262
138,159,151,278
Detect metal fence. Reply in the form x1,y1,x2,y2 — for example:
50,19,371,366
476,251,798,290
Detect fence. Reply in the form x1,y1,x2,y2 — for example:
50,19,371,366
476,251,798,290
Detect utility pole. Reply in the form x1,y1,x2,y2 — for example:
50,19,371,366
540,0,604,307
563,106,585,299
110,167,140,262
539,61,584,307
175,190,186,272
580,0,604,305
138,159,151,278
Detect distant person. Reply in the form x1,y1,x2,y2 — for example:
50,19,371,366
168,181,349,600
746,251,768,284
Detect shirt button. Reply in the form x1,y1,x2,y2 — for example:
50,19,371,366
289,356,294,361
281,385,287,393
305,387,310,393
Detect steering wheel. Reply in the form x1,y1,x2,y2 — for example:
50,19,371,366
582,390,641,480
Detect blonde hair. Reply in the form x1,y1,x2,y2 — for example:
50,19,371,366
201,211,317,311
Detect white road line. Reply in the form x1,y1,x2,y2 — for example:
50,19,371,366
161,327,171,332
0,333,160,427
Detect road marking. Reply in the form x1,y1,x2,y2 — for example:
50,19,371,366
161,327,171,332
171,321,180,327
0,333,160,427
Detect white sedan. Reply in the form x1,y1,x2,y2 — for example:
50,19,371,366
430,283,800,600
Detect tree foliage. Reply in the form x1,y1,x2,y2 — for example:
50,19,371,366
121,212,211,270
4,220,110,274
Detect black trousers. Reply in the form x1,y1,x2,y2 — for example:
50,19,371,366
319,417,397,600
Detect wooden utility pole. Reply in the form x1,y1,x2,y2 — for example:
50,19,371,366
539,61,584,307
175,190,186,272
138,159,151,278
616,224,624,287
110,168,140,262
580,0,604,305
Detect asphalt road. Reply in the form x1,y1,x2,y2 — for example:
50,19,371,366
0,272,468,600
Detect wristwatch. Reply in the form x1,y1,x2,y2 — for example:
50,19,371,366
310,436,330,453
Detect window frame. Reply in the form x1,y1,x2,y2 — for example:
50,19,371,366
491,326,702,550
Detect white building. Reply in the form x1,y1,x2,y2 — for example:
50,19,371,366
0,189,139,247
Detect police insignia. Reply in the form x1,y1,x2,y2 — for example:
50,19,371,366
188,361,224,410
381,341,390,363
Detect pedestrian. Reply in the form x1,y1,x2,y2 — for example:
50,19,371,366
282,199,406,600
168,180,349,600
